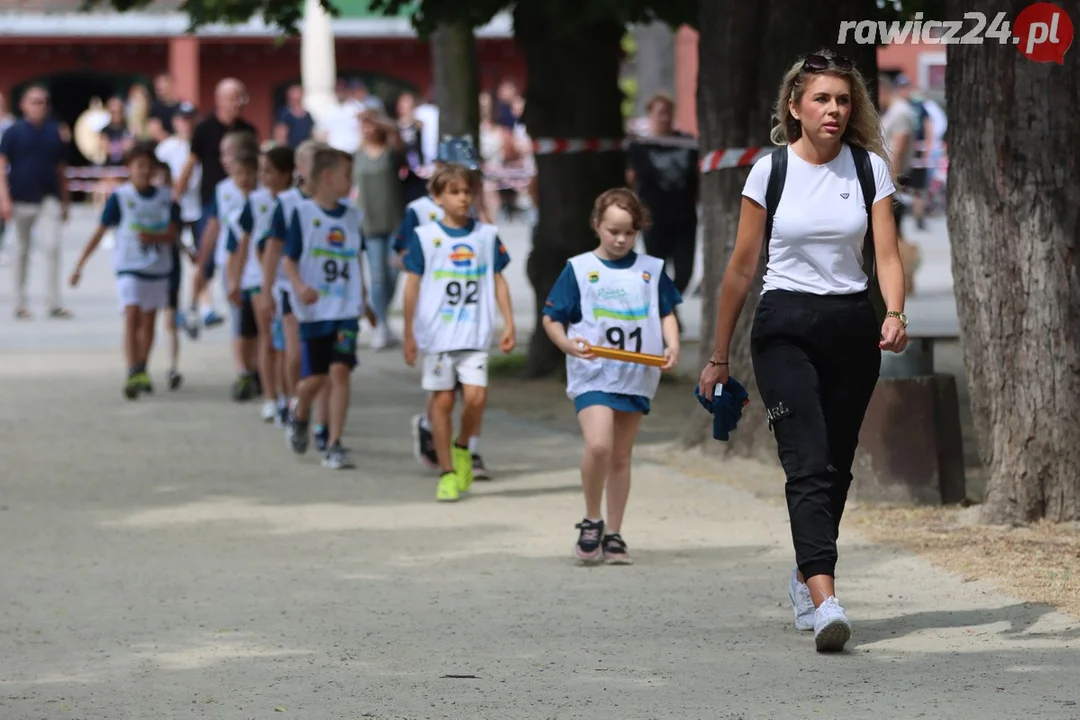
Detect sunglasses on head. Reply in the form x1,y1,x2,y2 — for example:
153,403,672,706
802,54,854,72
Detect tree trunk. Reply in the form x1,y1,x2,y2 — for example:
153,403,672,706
946,0,1080,524
430,21,480,142
514,1,627,378
683,0,877,456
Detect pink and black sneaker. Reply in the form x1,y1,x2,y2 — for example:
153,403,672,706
574,519,604,564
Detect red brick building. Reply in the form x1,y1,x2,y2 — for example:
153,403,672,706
0,0,524,161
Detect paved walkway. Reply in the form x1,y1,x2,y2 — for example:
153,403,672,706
2,208,1076,719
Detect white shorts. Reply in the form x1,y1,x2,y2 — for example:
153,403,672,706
116,275,169,312
421,350,489,392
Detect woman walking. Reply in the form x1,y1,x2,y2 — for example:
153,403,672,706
353,110,405,349
698,50,908,652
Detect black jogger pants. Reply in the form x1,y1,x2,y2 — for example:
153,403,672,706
750,289,881,580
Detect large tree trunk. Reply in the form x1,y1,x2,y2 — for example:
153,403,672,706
514,1,627,378
430,21,480,141
947,0,1080,524
683,0,878,456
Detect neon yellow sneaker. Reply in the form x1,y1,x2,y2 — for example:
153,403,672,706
436,472,460,502
453,444,474,492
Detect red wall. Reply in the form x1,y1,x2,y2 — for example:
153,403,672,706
0,37,526,143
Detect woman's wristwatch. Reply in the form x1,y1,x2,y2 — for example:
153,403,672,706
885,310,908,328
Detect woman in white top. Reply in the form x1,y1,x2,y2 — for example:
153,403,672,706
698,50,909,653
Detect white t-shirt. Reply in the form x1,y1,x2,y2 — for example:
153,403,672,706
318,99,365,154
155,136,202,223
742,144,895,296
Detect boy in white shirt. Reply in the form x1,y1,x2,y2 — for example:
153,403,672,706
283,148,376,470
401,164,515,502
70,143,181,398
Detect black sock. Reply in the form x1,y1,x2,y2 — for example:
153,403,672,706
133,362,146,374
454,440,469,450
128,367,139,378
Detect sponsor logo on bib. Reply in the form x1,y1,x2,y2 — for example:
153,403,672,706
326,227,346,247
449,244,475,267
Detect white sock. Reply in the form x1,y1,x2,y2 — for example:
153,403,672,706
467,436,479,453
419,414,431,431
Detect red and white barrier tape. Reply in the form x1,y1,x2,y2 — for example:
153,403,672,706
530,135,772,174
698,147,772,172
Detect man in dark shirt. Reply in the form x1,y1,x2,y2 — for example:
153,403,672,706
147,72,182,141
175,78,256,282
273,84,314,149
0,84,72,319
626,93,699,306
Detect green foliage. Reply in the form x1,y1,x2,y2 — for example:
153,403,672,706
83,0,335,33
368,0,697,37
87,0,937,37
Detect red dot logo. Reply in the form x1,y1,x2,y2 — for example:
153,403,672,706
1013,2,1074,64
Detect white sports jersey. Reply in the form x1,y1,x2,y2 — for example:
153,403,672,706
110,183,175,278
564,251,665,401
409,195,444,226
412,222,499,354
272,187,309,294
238,188,279,291
290,200,366,324
213,178,247,268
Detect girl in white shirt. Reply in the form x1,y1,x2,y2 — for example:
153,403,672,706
698,50,909,653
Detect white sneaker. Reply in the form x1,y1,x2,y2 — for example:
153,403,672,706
260,400,277,423
788,569,815,631
370,323,390,350
813,596,852,652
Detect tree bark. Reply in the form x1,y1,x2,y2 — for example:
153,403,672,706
683,0,877,457
430,21,480,142
514,1,627,378
946,0,1080,524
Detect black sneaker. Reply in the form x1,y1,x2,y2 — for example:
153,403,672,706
411,414,438,470
322,443,355,470
314,425,330,452
231,374,255,402
167,369,183,391
287,416,310,455
574,519,604,564
471,453,490,480
602,533,632,565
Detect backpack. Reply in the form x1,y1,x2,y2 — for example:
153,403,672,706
909,99,930,142
763,143,879,287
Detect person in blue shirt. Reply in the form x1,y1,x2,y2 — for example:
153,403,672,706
69,143,182,399
0,84,72,320
542,188,681,565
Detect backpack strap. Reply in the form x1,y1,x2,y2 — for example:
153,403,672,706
849,143,877,283
763,147,787,266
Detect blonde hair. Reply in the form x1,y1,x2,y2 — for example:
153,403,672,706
294,139,328,181
770,49,887,166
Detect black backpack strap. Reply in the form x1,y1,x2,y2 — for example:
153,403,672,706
849,144,877,282
763,147,787,266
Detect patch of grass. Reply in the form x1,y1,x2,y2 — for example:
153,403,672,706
487,352,532,379
849,505,1080,619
